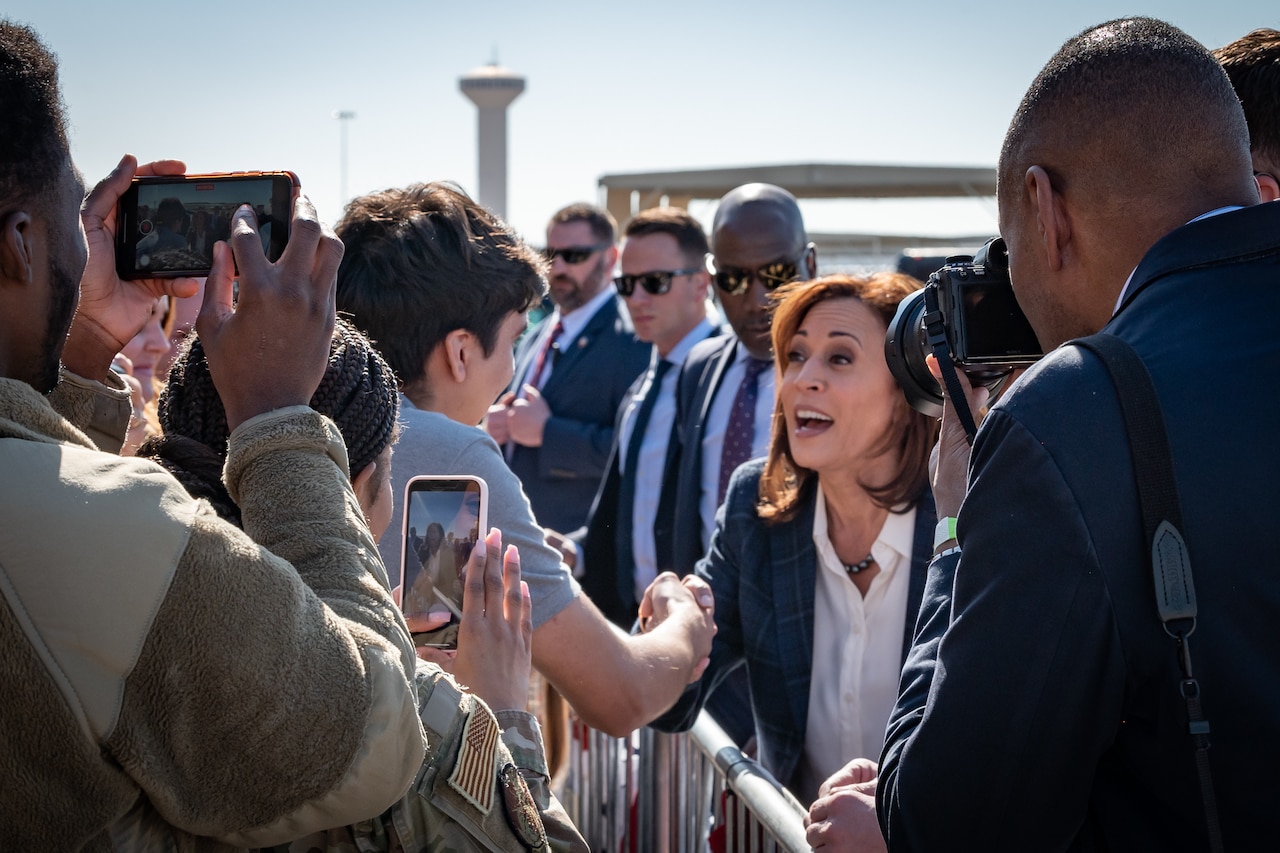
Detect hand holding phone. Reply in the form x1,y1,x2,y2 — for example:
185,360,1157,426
401,476,489,649
195,196,344,430
61,155,202,383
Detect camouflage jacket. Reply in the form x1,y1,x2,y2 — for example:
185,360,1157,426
263,666,587,853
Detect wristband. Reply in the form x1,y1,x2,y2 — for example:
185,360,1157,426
933,516,958,551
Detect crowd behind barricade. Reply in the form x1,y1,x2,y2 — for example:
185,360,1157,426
2,15,1279,853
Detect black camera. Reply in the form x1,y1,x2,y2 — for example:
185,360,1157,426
884,237,1043,419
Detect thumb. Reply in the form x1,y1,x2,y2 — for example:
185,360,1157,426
521,384,541,400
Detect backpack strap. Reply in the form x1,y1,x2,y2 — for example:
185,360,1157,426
1073,333,1224,853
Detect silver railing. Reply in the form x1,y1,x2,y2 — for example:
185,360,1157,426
558,712,810,852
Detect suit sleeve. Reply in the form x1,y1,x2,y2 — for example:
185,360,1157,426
876,408,1127,851
648,478,750,731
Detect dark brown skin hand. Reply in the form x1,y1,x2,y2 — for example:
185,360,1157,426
196,196,343,431
62,155,201,381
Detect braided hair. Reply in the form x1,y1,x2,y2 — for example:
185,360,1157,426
138,317,399,527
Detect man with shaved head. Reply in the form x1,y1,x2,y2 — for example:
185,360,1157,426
867,17,1278,853
1215,28,1280,202
666,183,816,579
656,183,814,745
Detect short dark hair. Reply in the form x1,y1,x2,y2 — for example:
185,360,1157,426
548,202,616,246
140,319,399,527
759,273,936,522
623,207,709,267
1214,29,1280,173
0,21,70,210
999,18,1248,213
334,183,547,390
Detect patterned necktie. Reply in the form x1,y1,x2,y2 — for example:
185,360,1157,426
718,356,771,504
617,359,673,603
526,320,564,392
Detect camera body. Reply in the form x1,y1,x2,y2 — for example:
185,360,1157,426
885,237,1043,417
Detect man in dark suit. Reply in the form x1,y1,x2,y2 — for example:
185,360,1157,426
667,183,818,580
573,208,717,626
660,183,816,746
485,203,649,534
874,18,1278,852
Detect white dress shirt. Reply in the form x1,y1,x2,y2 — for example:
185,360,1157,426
617,319,715,600
699,343,775,549
800,487,915,800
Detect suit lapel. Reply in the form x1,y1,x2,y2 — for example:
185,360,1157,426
698,338,738,429
768,493,818,760
541,298,616,398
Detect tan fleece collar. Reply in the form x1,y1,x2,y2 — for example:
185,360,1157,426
0,377,97,449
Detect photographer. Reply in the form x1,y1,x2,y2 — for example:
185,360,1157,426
0,20,421,848
876,18,1279,852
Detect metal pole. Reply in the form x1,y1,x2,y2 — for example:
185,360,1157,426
332,110,356,207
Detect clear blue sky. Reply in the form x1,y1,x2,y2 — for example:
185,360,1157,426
8,1,1274,244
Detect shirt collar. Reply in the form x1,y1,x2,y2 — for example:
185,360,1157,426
1113,205,1244,315
812,484,915,577
552,287,618,341
660,318,716,369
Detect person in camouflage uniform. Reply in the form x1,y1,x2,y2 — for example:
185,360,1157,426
145,326,587,853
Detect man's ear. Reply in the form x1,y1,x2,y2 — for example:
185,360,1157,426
802,243,817,280
1025,165,1069,272
0,210,35,283
1256,171,1280,204
442,328,474,383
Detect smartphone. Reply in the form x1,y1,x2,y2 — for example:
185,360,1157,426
401,475,488,649
115,171,300,279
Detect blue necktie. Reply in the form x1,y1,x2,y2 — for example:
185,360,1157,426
616,359,672,605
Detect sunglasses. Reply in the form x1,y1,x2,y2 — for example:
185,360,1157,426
613,268,702,297
544,244,610,264
712,257,802,296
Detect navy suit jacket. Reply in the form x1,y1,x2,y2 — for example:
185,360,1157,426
505,296,649,533
577,329,722,626
650,459,935,794
667,333,740,576
878,202,1280,852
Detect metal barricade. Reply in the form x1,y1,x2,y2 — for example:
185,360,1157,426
560,711,811,852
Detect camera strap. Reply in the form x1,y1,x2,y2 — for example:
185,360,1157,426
923,285,980,443
1073,333,1224,853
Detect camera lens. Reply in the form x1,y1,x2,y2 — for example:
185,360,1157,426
884,290,945,417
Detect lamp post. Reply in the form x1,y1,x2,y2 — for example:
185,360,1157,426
332,110,356,208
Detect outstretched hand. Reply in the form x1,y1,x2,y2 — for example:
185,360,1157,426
451,529,533,712
196,195,343,430
637,572,715,682
62,155,201,380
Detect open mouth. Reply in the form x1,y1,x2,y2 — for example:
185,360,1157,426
794,408,833,434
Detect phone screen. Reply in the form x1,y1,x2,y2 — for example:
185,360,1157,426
401,476,487,646
115,172,298,278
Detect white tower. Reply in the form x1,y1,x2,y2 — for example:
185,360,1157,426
459,62,525,219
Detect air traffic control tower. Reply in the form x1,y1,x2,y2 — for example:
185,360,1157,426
459,62,525,220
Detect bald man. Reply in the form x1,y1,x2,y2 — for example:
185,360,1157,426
871,18,1277,852
665,183,817,579
1215,28,1280,202
657,183,815,747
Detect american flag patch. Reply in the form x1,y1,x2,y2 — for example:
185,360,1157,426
448,703,500,813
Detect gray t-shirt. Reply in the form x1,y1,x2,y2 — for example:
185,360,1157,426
381,397,579,630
